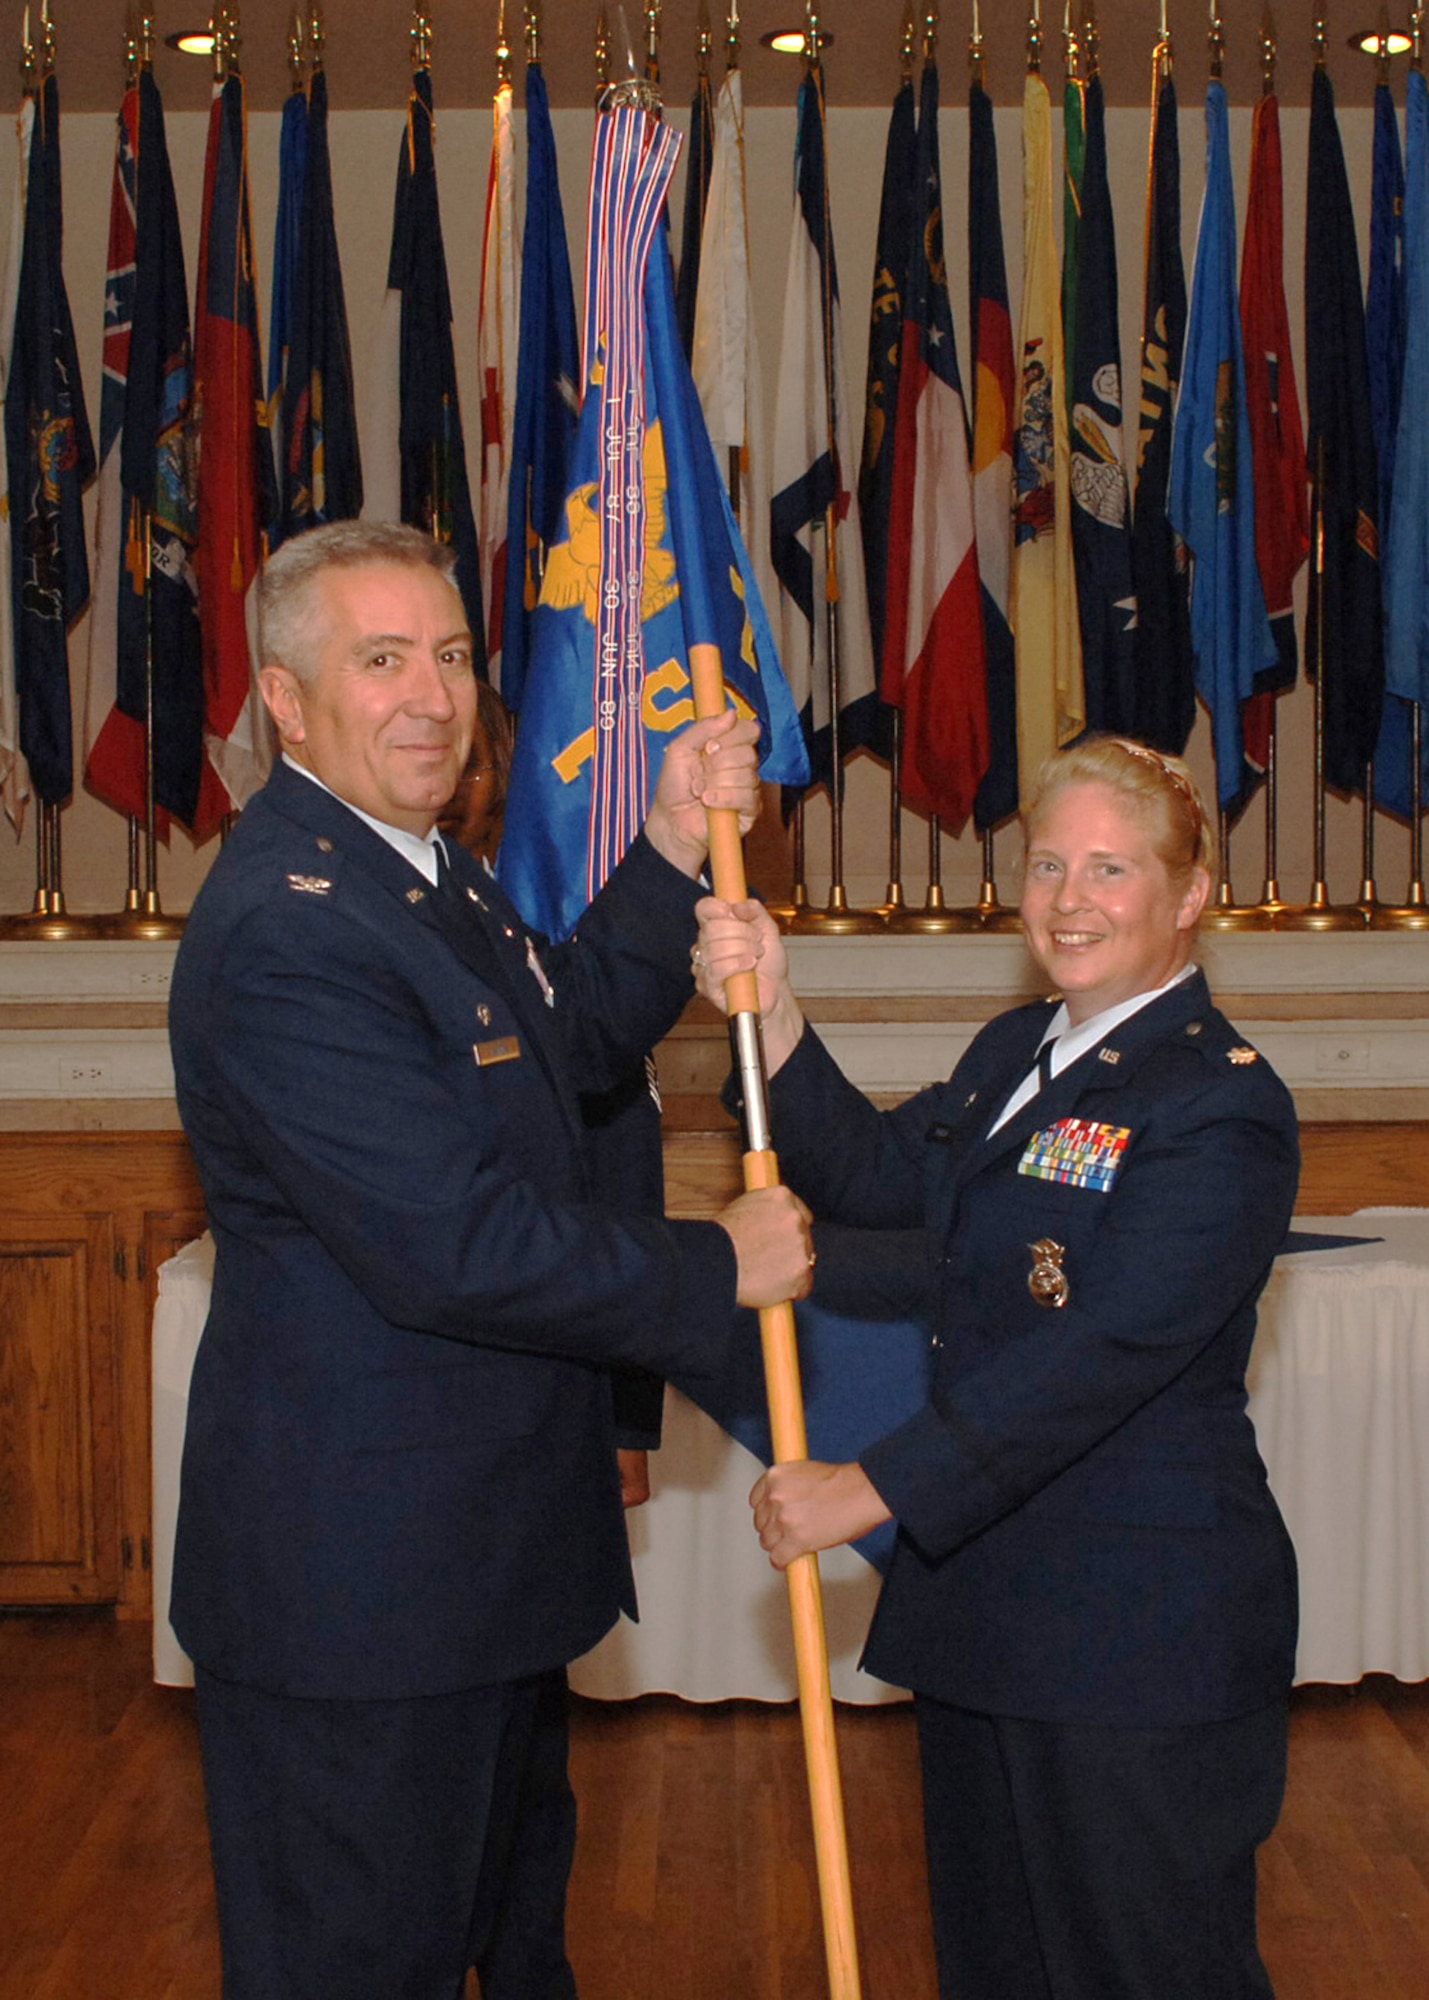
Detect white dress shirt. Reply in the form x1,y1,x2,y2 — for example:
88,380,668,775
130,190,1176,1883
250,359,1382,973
987,963,1198,1137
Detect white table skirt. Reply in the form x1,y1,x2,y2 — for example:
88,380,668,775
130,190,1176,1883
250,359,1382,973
1247,1213,1429,1686
152,1214,1429,1695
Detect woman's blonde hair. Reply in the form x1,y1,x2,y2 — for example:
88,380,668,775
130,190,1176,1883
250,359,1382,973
1021,736,1215,883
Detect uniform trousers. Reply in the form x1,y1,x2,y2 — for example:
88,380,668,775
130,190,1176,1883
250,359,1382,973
194,1664,579,2000
914,1695,1288,2000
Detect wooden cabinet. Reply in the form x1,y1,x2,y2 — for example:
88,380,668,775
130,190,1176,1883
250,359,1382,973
0,1134,203,1614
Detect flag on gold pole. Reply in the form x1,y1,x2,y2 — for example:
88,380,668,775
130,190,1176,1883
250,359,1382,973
1010,67,1083,795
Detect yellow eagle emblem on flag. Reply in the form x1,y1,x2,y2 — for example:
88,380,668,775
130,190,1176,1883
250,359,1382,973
539,421,680,625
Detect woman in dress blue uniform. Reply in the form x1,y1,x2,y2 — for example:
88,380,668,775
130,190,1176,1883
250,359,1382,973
694,738,1300,2000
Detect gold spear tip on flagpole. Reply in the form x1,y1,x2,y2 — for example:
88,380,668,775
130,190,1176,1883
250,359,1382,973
411,5,433,74
645,0,661,82
1312,5,1327,68
697,0,712,75
496,0,513,86
1027,0,1043,73
123,3,140,79
1378,2,1394,81
1082,0,1099,75
1413,4,1424,68
39,0,54,75
594,5,611,89
900,0,917,76
923,4,938,65
288,7,305,89
1063,0,1079,79
969,0,986,83
804,0,822,70
1208,1,1224,79
1261,4,1277,91
309,3,325,70
525,2,541,66
725,0,740,70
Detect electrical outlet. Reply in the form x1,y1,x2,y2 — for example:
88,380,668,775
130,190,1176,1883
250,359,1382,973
61,1058,112,1090
1315,1037,1369,1076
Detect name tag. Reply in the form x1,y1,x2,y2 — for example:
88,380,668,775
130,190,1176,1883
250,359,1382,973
473,1037,522,1067
1018,1117,1131,1193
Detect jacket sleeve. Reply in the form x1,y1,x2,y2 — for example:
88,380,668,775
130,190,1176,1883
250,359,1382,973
860,1066,1300,1559
200,893,737,1385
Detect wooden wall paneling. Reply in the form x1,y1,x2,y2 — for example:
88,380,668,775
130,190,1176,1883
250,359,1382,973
0,1212,119,1603
0,1133,205,1614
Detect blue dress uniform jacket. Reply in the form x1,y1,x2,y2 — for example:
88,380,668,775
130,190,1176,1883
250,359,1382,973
169,760,737,1702
764,969,1300,1727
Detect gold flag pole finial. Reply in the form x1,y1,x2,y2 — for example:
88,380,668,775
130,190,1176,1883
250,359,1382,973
1063,0,1080,79
1209,1,1224,79
970,0,986,83
1312,4,1327,68
645,0,661,82
496,0,512,86
124,4,141,80
805,0,821,69
900,1,917,77
1028,0,1043,73
923,3,938,64
1377,3,1394,82
20,4,34,89
525,2,541,66
726,0,740,70
411,5,433,73
1261,5,1277,92
39,0,54,76
309,3,325,71
1082,0,1100,76
212,2,229,81
1414,4,1425,69
594,5,611,91
288,8,305,89
1157,0,1173,73
697,0,712,76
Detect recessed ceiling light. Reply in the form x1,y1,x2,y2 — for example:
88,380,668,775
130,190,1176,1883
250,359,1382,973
165,29,216,57
760,30,834,56
1347,27,1414,56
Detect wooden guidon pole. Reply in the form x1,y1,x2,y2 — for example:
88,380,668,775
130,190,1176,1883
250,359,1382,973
689,641,862,2000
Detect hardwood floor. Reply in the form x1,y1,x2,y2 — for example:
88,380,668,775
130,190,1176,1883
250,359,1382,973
2,1612,1427,1998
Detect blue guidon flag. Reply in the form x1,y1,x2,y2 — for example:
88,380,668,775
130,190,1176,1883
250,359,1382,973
499,102,807,945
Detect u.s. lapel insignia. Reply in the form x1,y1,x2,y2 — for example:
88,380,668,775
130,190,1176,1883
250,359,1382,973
405,886,425,905
1027,1238,1070,1309
1098,1046,1121,1065
286,873,332,896
1228,1045,1259,1066
476,1003,493,1028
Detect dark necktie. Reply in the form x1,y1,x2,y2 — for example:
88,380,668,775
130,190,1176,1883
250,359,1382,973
1037,1039,1057,1091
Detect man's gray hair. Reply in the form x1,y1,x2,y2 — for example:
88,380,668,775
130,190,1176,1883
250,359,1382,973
257,522,462,683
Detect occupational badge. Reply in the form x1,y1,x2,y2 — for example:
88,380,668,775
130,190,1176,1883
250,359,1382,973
1227,1046,1259,1066
1019,1117,1131,1192
286,874,332,897
1027,1238,1070,1309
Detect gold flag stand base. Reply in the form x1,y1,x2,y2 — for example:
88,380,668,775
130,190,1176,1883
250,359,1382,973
91,905,186,941
1368,883,1429,930
0,901,105,941
975,885,1022,933
787,889,888,935
885,886,980,934
1276,883,1367,931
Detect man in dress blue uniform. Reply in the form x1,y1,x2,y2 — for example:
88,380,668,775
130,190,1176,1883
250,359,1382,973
168,520,812,2000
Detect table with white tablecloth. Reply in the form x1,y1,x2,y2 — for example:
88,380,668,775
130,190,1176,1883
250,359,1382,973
151,1214,1429,1696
